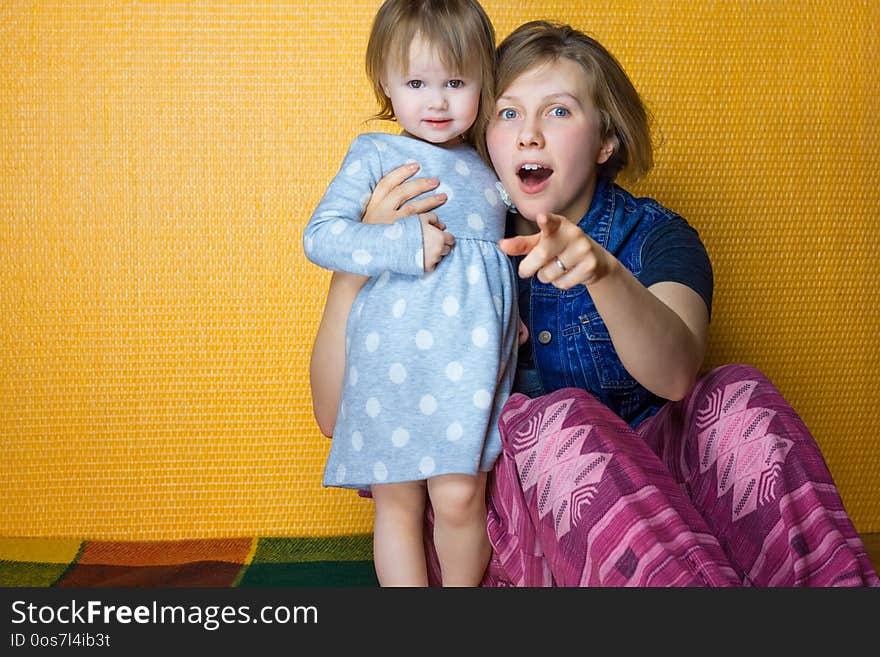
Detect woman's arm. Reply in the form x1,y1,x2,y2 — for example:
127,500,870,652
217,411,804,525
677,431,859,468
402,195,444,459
310,271,367,436
308,163,448,435
500,212,707,400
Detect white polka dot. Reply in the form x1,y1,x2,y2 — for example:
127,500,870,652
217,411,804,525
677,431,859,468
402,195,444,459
391,427,410,447
353,249,372,265
384,223,403,240
373,461,388,481
389,363,407,384
455,160,469,176
415,248,424,269
374,270,391,289
374,140,387,152
442,295,460,316
335,464,346,483
466,265,481,285
473,389,491,409
339,400,346,419
303,235,313,253
446,422,463,441
419,456,436,475
415,329,434,350
472,326,489,348
359,192,371,212
484,186,499,206
346,159,362,176
365,332,380,352
419,394,438,415
446,361,463,382
349,366,358,386
366,397,381,417
437,183,453,201
351,431,363,451
345,336,351,354
330,220,346,235
467,213,485,230
392,298,406,318
319,208,341,217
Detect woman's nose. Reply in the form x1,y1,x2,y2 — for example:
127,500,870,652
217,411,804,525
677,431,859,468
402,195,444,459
517,118,543,148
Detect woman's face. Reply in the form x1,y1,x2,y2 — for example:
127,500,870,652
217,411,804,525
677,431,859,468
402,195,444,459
486,57,614,223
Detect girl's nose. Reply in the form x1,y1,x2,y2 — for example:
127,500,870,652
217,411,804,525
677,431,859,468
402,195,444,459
427,89,448,111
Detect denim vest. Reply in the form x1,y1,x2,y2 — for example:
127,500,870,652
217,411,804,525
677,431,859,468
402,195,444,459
514,178,685,427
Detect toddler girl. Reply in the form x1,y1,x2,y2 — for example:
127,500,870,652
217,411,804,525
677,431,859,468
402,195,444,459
302,0,518,586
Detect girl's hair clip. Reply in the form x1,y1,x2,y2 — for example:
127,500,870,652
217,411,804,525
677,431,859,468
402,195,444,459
495,182,517,214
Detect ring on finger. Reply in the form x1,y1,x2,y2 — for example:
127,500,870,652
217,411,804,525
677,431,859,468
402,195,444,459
554,256,568,273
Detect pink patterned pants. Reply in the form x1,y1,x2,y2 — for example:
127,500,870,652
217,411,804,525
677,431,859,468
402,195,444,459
426,364,879,587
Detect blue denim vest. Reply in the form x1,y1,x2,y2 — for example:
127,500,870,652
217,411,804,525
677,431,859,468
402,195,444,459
514,178,685,427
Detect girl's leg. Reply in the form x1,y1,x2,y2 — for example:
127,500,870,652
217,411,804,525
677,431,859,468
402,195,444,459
370,480,429,586
484,388,741,587
640,364,879,586
427,473,492,586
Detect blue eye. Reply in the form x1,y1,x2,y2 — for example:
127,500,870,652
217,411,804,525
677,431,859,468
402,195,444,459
550,107,570,117
447,80,464,88
499,108,518,120
407,80,423,89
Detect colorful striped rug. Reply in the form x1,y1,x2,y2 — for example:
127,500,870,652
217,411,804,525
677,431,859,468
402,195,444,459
0,536,377,588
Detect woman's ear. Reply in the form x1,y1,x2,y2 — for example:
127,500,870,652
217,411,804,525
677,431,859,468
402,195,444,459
596,135,619,165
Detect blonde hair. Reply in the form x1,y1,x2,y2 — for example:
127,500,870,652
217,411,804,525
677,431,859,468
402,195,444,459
488,21,653,181
365,0,495,147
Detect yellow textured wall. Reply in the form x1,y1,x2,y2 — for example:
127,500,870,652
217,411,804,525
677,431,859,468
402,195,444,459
1,1,877,539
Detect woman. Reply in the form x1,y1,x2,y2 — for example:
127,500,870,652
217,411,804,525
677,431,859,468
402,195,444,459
308,21,879,587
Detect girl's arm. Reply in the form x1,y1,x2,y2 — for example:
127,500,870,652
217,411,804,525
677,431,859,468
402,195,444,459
500,212,707,401
308,163,449,435
303,136,429,277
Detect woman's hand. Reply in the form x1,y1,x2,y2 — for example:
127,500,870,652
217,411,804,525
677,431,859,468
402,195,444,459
498,212,614,289
362,162,449,224
363,162,454,272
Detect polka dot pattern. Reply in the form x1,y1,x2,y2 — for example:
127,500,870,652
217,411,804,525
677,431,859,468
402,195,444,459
389,363,407,384
442,295,460,316
314,134,516,490
445,361,463,382
419,394,437,415
415,329,433,350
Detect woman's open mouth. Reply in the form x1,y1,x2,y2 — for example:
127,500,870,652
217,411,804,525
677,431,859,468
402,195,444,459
517,163,553,194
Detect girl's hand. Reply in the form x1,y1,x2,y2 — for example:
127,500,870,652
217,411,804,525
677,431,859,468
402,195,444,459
420,214,455,272
498,212,613,290
363,162,449,225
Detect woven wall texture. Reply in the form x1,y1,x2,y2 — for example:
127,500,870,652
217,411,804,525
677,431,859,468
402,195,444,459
1,1,878,539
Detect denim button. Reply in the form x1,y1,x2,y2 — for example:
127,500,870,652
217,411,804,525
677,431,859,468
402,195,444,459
537,330,552,345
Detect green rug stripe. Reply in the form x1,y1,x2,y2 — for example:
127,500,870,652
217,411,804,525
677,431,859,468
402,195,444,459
238,561,378,587
0,561,71,588
252,535,373,564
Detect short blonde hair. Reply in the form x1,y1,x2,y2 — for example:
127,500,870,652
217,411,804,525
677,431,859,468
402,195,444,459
488,21,653,181
365,0,495,147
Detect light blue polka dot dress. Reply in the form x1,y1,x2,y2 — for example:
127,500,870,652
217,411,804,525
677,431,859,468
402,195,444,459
303,133,519,490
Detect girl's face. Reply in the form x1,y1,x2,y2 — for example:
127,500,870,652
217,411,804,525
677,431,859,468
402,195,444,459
486,57,615,223
382,35,481,148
